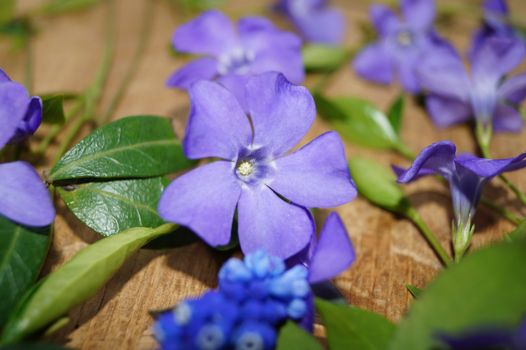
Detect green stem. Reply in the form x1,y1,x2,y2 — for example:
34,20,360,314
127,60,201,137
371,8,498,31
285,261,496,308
98,0,154,124
406,208,452,267
480,198,522,225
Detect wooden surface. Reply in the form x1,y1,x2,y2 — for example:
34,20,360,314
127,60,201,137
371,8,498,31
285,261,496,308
1,0,525,349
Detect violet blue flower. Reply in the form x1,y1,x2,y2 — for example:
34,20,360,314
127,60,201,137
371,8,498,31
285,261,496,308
275,0,345,45
418,37,526,133
353,0,454,92
0,69,55,227
395,141,526,259
0,68,42,144
470,0,525,58
158,72,356,259
167,10,304,109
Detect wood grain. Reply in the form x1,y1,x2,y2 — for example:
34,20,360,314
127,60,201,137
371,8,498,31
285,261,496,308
1,0,525,349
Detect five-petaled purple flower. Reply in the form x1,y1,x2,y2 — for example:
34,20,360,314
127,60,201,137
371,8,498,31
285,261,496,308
0,68,55,227
353,0,453,92
167,10,304,109
395,141,526,259
158,72,356,259
275,0,345,45
418,37,526,133
470,0,525,58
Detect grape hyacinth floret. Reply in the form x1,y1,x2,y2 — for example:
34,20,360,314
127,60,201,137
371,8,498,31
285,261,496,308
166,10,304,109
0,68,55,227
158,72,356,259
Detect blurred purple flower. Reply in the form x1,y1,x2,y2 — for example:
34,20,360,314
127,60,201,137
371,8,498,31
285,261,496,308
353,0,454,92
395,141,526,257
275,0,345,45
167,10,304,109
418,37,526,132
158,72,356,259
0,68,42,144
470,0,525,58
0,68,55,227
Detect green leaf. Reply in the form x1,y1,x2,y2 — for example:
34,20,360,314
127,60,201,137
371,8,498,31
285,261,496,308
0,223,176,344
348,157,411,214
57,177,167,236
0,0,15,25
0,18,33,51
36,0,102,15
316,298,396,350
41,94,66,125
505,219,526,243
387,94,404,135
0,217,50,327
302,44,349,72
388,240,526,350
406,284,423,299
49,116,193,182
276,321,322,350
315,94,399,149
0,343,72,350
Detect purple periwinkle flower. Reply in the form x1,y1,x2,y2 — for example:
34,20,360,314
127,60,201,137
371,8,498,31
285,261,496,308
395,141,526,259
418,37,526,133
167,10,304,109
275,0,346,45
470,0,525,58
353,0,453,92
158,72,356,259
0,68,55,227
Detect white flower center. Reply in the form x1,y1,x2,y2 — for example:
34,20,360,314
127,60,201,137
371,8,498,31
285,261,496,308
236,160,254,177
218,47,255,75
396,30,413,46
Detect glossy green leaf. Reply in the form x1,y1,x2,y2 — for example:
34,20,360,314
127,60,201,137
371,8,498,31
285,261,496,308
0,223,177,344
276,321,322,350
57,177,167,236
302,44,349,72
406,284,423,299
387,94,404,135
389,240,526,350
315,94,399,149
0,217,50,327
316,298,396,350
41,94,66,125
36,0,102,15
0,0,15,24
505,219,526,242
349,157,411,214
49,116,193,182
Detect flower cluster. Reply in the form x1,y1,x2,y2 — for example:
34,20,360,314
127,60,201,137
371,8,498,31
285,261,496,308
0,68,55,227
394,141,526,258
167,10,304,109
154,212,355,349
275,0,345,45
158,72,356,259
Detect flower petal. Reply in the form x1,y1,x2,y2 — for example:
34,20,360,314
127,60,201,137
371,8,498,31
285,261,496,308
308,212,355,284
249,44,305,84
493,104,524,132
0,68,10,82
401,0,435,30
455,152,526,178
166,57,218,89
184,80,252,160
353,43,393,84
396,51,421,93
426,95,472,128
293,8,345,45
369,5,399,36
172,10,237,56
498,73,526,104
237,185,314,259
417,49,470,100
270,131,356,208
396,141,457,183
246,72,315,157
158,161,241,247
472,37,526,84
0,161,55,227
0,82,29,149
217,74,250,111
